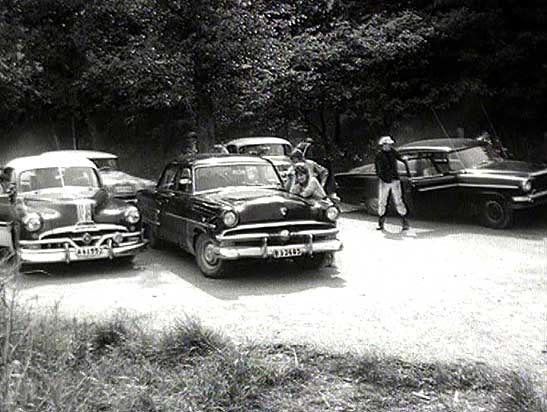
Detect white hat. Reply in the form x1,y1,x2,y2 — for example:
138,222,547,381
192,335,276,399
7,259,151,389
378,136,395,145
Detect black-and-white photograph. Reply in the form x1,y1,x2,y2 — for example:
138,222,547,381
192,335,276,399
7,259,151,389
1,1,546,410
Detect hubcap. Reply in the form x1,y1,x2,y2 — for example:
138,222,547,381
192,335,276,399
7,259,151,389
204,242,218,265
486,201,503,222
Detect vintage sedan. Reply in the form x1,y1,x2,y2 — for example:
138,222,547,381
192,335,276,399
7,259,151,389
224,137,293,180
137,154,342,278
41,150,155,203
0,155,147,264
335,138,547,229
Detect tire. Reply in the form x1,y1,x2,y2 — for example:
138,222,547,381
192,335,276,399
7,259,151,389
297,252,334,270
362,198,379,216
145,222,163,249
195,233,229,278
480,196,513,229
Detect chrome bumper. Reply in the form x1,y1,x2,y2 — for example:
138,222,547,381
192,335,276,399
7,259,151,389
512,189,547,207
19,230,147,264
215,238,343,260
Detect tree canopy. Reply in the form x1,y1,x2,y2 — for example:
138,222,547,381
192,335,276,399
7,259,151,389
1,0,545,168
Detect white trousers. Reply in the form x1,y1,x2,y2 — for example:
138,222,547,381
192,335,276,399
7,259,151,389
378,180,407,217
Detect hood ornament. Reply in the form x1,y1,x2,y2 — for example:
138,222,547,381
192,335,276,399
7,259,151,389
280,207,288,217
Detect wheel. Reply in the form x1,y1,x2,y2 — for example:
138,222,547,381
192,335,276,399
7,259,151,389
362,198,379,216
195,233,229,278
296,252,334,270
480,196,513,229
145,222,163,249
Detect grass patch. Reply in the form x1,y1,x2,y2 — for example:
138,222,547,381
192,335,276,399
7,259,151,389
0,261,545,411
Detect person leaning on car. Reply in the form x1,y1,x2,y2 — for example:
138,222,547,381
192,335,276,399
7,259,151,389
285,148,329,191
374,136,410,231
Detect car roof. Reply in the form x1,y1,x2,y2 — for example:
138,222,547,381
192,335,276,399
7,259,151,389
172,153,273,167
41,150,118,160
6,155,98,171
398,138,480,153
225,137,292,147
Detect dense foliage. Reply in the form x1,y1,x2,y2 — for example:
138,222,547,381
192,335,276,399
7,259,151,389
1,0,546,169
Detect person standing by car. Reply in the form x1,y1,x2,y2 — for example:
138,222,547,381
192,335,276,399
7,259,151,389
374,136,410,231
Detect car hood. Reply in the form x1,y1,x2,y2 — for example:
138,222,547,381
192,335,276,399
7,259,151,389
473,160,547,178
196,187,325,224
99,170,156,191
17,187,129,235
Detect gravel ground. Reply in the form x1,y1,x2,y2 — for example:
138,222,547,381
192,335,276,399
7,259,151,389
15,208,547,385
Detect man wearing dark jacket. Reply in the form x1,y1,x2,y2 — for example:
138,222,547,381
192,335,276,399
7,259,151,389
374,136,410,230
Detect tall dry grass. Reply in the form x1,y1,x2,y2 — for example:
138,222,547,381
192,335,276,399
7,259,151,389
0,252,545,411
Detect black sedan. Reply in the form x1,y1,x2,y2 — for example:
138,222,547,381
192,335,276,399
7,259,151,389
137,154,342,278
335,138,547,229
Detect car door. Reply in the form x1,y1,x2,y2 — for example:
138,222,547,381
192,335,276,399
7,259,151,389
162,167,193,248
155,164,180,243
406,153,458,213
0,184,15,250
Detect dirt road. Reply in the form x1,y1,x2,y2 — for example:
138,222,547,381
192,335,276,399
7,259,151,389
15,209,547,379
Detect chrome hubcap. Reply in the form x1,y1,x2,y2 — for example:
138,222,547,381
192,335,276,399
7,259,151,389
204,243,217,265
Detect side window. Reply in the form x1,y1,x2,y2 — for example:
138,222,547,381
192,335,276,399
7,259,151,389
408,157,439,177
158,165,179,190
226,145,237,154
448,152,465,171
431,153,450,174
178,168,192,192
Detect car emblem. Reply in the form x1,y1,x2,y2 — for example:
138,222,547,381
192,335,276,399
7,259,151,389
82,233,93,245
279,229,290,242
280,207,288,217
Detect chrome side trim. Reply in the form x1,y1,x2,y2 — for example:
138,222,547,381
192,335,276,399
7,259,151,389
464,174,526,182
458,183,520,190
164,212,209,227
417,183,459,192
39,224,129,240
418,183,520,192
530,170,547,177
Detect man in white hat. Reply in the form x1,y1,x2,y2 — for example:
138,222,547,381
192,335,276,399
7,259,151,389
374,136,410,230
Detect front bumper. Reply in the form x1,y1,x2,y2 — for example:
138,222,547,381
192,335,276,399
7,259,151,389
512,189,547,209
19,230,147,264
215,238,343,260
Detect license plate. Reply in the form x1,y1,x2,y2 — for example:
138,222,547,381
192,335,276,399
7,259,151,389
76,246,103,257
272,247,303,259
114,185,133,193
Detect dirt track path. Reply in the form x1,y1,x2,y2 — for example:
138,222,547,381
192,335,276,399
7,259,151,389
15,209,547,382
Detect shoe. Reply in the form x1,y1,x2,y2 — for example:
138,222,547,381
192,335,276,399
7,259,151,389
376,215,385,230
402,216,409,231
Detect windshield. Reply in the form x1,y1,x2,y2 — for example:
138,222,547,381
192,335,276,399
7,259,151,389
238,144,290,157
91,158,119,170
18,167,100,192
195,164,281,192
449,145,504,170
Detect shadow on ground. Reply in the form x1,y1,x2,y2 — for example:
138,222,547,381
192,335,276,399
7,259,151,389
143,244,347,301
342,204,547,241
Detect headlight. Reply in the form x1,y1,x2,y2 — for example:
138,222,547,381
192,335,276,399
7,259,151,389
222,210,239,228
521,179,532,192
325,206,339,222
23,212,42,232
124,206,141,224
